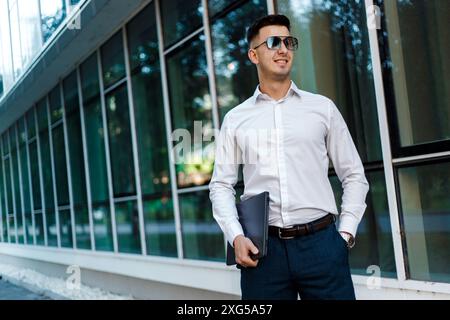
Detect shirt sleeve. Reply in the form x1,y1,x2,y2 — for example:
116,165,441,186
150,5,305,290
326,100,370,238
209,112,244,247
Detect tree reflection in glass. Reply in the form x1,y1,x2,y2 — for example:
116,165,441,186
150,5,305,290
278,0,382,163
211,0,267,122
166,35,214,188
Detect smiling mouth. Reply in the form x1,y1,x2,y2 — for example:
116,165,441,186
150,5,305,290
274,59,288,65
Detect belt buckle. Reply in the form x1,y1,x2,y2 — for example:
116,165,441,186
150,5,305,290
278,228,295,240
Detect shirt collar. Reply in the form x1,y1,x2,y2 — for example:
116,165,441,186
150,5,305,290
250,80,302,105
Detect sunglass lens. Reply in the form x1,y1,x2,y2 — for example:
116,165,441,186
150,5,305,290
268,36,281,49
285,37,298,50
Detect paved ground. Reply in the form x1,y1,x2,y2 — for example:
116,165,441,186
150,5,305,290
0,278,52,300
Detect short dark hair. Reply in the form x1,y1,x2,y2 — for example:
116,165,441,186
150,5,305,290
246,14,291,47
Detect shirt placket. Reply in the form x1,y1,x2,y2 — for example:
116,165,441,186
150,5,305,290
273,100,291,227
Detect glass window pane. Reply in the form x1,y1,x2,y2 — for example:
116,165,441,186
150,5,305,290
2,134,9,156
127,3,171,196
29,140,42,210
63,71,91,250
9,2,23,78
92,203,114,252
115,200,141,254
81,52,109,204
49,85,63,124
208,0,240,17
179,190,225,261
52,124,69,206
59,209,73,248
37,99,57,246
398,161,450,283
74,206,90,250
40,0,66,43
331,170,396,278
8,215,16,242
4,158,13,220
211,0,267,121
0,1,14,95
166,35,213,188
105,85,136,197
10,126,24,244
84,98,109,202
80,53,100,103
277,0,382,163
101,32,126,89
25,213,34,244
34,212,45,245
26,109,36,139
46,208,57,246
160,0,203,48
18,118,32,215
0,152,8,241
17,0,42,67
381,0,450,147
143,196,177,257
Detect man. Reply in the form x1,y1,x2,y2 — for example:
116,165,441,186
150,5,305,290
209,14,369,300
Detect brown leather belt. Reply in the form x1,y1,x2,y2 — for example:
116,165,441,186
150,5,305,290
268,213,336,239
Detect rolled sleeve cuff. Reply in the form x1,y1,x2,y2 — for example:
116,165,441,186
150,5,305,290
226,221,244,248
338,212,360,238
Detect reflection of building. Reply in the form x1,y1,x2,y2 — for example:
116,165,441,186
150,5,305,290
0,0,449,299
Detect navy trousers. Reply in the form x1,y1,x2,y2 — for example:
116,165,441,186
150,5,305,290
239,223,356,300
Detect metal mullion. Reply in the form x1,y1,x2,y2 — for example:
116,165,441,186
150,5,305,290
60,81,77,249
103,77,128,96
392,151,450,165
7,129,18,243
36,0,44,46
201,0,228,253
34,106,48,246
76,66,96,251
163,27,204,56
14,122,27,245
364,0,406,282
122,27,147,256
155,0,183,259
177,185,210,194
58,204,71,211
24,117,37,245
113,195,138,204
0,139,9,243
50,118,64,130
97,49,119,253
201,0,220,138
15,0,24,69
6,0,15,81
47,95,62,248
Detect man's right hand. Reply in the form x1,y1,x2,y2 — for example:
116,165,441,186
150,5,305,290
233,235,259,268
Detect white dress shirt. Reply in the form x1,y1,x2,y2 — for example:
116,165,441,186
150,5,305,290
209,81,369,246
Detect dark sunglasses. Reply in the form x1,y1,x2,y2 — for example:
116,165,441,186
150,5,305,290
253,36,299,51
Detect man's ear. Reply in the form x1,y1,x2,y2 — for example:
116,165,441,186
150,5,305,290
248,48,258,65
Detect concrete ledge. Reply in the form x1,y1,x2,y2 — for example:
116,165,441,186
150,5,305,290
0,253,240,300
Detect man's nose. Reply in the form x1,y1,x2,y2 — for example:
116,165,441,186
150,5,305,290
277,40,288,53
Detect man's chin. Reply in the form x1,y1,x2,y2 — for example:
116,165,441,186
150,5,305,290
272,70,291,81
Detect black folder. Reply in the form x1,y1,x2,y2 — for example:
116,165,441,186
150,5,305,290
226,191,270,266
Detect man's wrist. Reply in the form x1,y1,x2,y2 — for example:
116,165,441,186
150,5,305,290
339,231,355,249
233,234,245,247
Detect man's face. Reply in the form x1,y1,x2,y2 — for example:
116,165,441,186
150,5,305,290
248,25,294,80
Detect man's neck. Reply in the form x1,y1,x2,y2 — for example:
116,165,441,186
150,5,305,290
259,78,292,101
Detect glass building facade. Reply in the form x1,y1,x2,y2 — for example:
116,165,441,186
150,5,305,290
0,0,449,297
